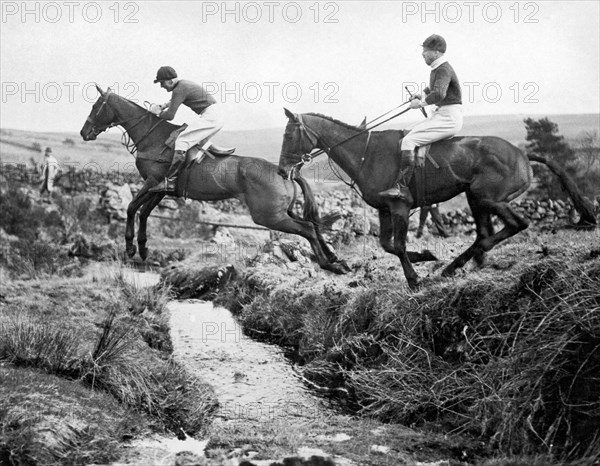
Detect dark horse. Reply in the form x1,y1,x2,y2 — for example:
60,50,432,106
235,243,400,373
278,109,596,289
79,86,349,274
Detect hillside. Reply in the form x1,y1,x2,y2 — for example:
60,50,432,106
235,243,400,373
2,113,598,172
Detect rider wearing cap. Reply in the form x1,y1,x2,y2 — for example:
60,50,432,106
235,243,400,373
149,66,224,193
379,34,463,202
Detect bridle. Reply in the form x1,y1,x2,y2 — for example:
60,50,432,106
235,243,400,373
286,107,413,197
85,90,165,156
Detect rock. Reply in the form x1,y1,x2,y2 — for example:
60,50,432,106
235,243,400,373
159,198,179,211
99,182,132,220
370,445,391,454
0,228,19,243
211,227,235,246
161,263,237,299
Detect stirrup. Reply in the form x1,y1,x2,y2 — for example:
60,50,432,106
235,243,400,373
378,182,410,199
149,178,176,193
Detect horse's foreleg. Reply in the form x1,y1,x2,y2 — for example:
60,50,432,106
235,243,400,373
378,209,395,254
442,200,528,276
390,203,420,289
137,193,166,260
379,209,438,263
125,186,155,258
466,193,495,268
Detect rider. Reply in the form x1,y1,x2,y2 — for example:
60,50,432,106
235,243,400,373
379,34,463,202
149,66,224,193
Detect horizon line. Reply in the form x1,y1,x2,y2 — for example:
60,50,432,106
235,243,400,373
1,112,598,135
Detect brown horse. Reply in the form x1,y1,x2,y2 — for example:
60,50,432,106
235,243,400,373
278,109,596,289
79,87,349,274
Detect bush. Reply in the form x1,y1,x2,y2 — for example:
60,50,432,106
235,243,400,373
0,240,79,279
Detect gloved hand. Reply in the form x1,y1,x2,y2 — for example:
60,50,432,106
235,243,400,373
410,93,422,100
149,104,162,115
410,99,423,109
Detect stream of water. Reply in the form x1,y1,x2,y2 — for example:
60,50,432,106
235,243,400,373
102,266,331,464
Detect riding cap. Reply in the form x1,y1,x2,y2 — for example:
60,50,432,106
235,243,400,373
422,34,446,53
154,66,177,83
45,147,52,154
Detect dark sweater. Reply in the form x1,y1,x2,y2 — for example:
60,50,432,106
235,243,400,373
161,79,216,120
424,62,462,106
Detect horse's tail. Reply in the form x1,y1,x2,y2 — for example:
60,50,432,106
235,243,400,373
527,153,597,227
288,174,342,229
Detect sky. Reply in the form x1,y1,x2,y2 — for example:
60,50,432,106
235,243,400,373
1,0,599,133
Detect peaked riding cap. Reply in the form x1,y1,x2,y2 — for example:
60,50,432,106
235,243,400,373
154,66,177,83
422,34,447,53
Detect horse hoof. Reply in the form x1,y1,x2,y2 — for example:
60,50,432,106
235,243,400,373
126,245,137,258
441,267,455,278
408,279,420,291
337,260,351,274
139,247,148,261
474,255,486,268
325,261,350,275
421,249,438,261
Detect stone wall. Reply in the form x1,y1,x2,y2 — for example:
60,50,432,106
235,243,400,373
2,165,597,237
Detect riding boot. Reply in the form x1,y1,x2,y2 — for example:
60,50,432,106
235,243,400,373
378,150,415,203
149,150,186,193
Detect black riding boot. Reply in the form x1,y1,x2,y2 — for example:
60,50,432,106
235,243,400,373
149,150,186,193
378,149,415,203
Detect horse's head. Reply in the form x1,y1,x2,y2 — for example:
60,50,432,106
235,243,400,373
278,108,319,179
80,85,118,140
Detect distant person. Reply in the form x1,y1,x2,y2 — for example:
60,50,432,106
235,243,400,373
39,147,61,198
148,66,224,193
379,34,463,202
416,203,449,238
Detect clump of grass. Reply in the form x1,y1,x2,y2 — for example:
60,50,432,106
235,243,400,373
0,314,81,377
0,366,142,466
112,267,173,351
79,308,215,434
0,238,82,279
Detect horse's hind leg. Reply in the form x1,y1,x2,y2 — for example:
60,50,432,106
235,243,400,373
442,200,528,277
269,216,349,274
313,224,342,264
137,193,166,261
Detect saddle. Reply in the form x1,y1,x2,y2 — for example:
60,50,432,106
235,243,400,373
164,125,236,161
397,135,455,207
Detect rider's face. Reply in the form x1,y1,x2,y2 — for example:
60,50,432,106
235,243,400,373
422,48,440,66
160,80,175,91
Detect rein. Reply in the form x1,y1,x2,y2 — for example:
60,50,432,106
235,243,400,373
87,92,166,157
291,105,413,197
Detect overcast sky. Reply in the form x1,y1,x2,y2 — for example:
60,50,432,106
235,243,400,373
1,1,599,133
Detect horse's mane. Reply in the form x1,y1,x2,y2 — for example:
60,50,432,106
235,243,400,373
108,90,146,112
306,112,404,136
306,113,362,131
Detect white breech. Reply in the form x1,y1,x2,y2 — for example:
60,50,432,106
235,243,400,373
175,104,224,151
401,104,463,152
